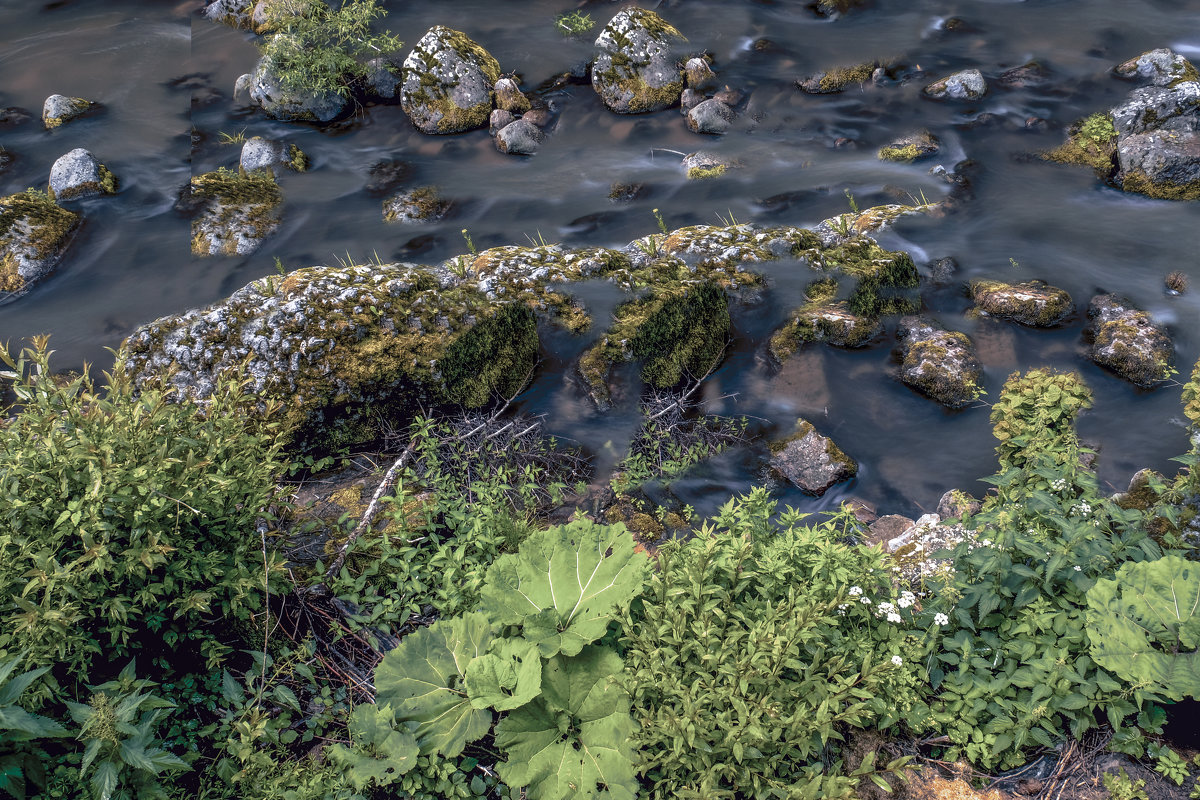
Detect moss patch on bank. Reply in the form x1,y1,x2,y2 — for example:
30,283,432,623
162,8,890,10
1044,112,1119,177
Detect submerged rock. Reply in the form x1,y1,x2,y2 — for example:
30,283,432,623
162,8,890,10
877,130,940,163
48,148,117,201
382,186,450,223
686,98,734,134
1086,294,1174,387
121,263,539,449
0,190,79,302
244,54,349,122
42,94,98,128
239,136,308,174
997,61,1050,89
495,119,545,155
592,8,685,114
769,418,858,495
796,61,878,94
769,303,881,363
970,279,1074,326
923,69,987,101
896,316,983,408
681,150,738,180
400,26,501,134
363,57,402,101
188,168,282,256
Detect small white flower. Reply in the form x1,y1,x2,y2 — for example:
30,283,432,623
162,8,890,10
891,655,903,666
887,612,902,623
877,601,896,614
1051,478,1068,491
861,596,872,604
849,586,863,596
934,612,949,626
897,596,913,609
981,539,992,547
1073,565,1082,572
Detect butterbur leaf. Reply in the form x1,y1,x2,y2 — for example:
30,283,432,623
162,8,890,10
465,637,542,711
495,646,637,800
374,612,496,757
330,703,419,789
481,519,650,657
1086,555,1200,701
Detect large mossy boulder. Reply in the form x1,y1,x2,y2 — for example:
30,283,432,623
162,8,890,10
187,168,282,256
121,264,539,450
0,189,79,302
592,8,685,114
244,53,350,122
400,26,501,134
48,148,117,201
897,316,983,408
769,418,857,496
1086,294,1174,387
970,278,1074,327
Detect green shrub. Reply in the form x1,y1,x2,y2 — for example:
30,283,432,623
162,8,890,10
0,651,70,799
621,489,922,799
0,339,287,693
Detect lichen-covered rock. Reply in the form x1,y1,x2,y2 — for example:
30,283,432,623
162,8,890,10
382,186,450,223
878,130,940,163
363,57,402,101
592,8,685,114
188,168,282,256
202,0,253,28
42,94,97,128
897,317,983,408
239,136,308,174
686,98,734,134
121,263,539,449
1111,82,1200,137
400,26,501,134
681,150,738,180
769,418,857,495
1117,122,1200,200
48,148,117,201
922,68,987,101
796,61,878,94
769,303,880,363
495,119,545,155
1086,294,1174,387
245,54,349,122
970,279,1074,326
937,489,982,519
684,57,716,91
493,77,530,114
1115,48,1200,87
0,190,79,302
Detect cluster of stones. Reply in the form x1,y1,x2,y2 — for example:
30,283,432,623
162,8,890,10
1048,48,1200,200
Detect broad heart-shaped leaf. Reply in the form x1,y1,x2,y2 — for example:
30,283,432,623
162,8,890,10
495,646,637,800
1086,555,1200,700
481,519,650,657
374,611,496,757
465,637,543,711
329,703,419,789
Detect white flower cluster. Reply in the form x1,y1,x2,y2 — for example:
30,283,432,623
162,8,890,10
1050,477,1068,491
849,585,863,596
891,655,903,666
934,612,949,626
1071,500,1092,517
897,591,916,609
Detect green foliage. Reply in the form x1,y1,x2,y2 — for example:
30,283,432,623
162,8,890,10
1103,768,1149,800
1149,743,1191,786
495,646,637,800
622,489,922,800
555,10,595,36
64,662,188,800
990,368,1094,475
0,339,285,691
328,703,418,790
464,638,542,711
259,0,403,99
480,519,652,657
612,414,748,494
0,653,70,800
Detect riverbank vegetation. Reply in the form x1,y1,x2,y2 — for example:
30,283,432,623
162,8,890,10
2,338,1200,800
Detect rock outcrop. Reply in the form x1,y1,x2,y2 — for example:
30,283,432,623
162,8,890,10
400,26,501,134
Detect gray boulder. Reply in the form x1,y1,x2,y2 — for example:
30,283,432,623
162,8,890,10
1086,294,1174,387
686,98,734,134
769,418,857,495
684,57,716,91
923,68,987,100
0,189,79,302
592,8,685,114
48,148,117,201
897,316,983,408
400,26,501,134
495,119,545,155
189,169,282,256
1115,48,1199,87
969,279,1074,326
239,136,308,174
42,94,97,128
363,58,402,101
244,53,349,122
489,108,517,136
1111,83,1200,136
1118,124,1200,197
202,0,253,28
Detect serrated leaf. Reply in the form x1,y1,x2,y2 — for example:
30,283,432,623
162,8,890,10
375,612,496,757
465,637,542,711
91,760,119,800
1086,555,1200,701
495,646,637,800
481,519,650,657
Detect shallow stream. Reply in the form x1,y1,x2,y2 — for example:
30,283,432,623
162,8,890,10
3,0,1200,517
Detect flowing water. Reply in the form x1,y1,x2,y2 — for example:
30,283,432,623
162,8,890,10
3,0,1200,517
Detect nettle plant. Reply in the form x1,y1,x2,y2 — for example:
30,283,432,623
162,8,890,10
927,369,1165,769
333,519,651,799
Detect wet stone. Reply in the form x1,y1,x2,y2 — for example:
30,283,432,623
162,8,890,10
878,130,940,163
1086,294,1174,387
400,26,501,134
896,316,983,408
382,186,450,223
592,7,685,114
494,77,531,114
42,94,97,128
48,148,117,201
970,279,1074,327
245,54,348,122
686,98,734,134
997,61,1050,89
495,118,545,155
769,418,858,496
923,68,987,101
489,108,517,136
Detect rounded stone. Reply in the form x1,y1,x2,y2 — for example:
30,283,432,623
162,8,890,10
48,148,115,201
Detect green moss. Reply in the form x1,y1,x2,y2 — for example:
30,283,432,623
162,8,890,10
438,303,538,406
877,144,930,163
1092,315,1174,386
686,164,726,180
1169,59,1200,86
594,10,685,113
803,238,918,318
769,303,878,363
1044,112,1118,177
43,97,93,128
405,27,501,132
0,188,79,263
818,62,876,92
1120,169,1200,201
805,277,839,303
626,282,729,388
970,279,1073,327
903,333,982,407
286,144,310,172
383,186,447,222
0,253,21,294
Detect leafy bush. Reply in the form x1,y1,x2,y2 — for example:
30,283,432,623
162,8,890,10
621,488,922,800
0,339,286,692
0,652,70,799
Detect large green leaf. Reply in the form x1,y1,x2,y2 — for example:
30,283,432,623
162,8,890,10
329,703,419,789
481,519,650,657
1086,555,1200,700
465,637,543,711
495,645,637,800
375,611,496,757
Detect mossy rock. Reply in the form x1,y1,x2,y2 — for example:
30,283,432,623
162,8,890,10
400,26,501,134
592,8,686,114
768,303,881,363
382,186,450,223
1086,294,1174,387
768,418,857,496
970,278,1074,327
47,148,118,201
41,94,98,129
120,263,539,450
796,61,878,94
878,130,940,163
797,234,921,318
0,189,79,302
189,168,282,256
1044,112,1119,178
1114,48,1200,89
897,316,983,408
